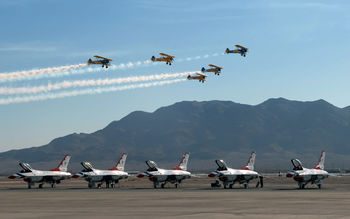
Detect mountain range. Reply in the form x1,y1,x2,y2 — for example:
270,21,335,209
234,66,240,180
1,98,350,175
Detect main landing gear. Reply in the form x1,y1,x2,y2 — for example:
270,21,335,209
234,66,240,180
211,180,221,188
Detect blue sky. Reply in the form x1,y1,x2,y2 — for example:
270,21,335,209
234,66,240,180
0,0,350,152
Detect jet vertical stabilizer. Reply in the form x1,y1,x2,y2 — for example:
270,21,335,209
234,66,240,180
109,153,128,171
50,155,71,171
240,152,256,171
313,150,326,170
173,152,190,171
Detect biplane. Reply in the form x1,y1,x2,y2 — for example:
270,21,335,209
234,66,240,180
151,53,175,65
187,72,208,83
225,45,248,57
87,55,113,68
201,64,223,75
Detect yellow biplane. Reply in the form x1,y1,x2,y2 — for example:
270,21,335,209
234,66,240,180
151,53,175,65
187,72,208,83
225,45,248,57
201,64,223,75
87,55,113,68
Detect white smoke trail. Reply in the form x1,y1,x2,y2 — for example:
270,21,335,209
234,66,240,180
0,79,186,105
85,59,154,72
0,60,155,82
0,64,87,82
0,52,222,82
177,52,220,62
0,71,197,95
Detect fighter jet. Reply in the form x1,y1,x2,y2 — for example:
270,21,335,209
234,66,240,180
8,155,72,189
137,152,191,188
286,150,328,189
72,153,128,189
208,152,263,189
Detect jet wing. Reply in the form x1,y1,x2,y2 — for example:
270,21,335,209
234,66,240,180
159,53,175,58
209,64,223,69
94,55,113,61
43,176,56,181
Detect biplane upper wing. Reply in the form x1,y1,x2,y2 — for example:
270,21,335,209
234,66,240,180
159,53,175,58
196,72,208,77
209,64,223,69
235,45,248,51
94,55,113,61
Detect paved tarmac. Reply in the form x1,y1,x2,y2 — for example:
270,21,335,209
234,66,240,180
0,175,349,218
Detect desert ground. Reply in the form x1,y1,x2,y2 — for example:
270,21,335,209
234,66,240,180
0,175,350,218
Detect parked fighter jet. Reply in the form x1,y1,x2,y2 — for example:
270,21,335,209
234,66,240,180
137,152,191,188
286,150,328,189
225,45,248,57
87,55,113,68
208,152,263,189
151,53,175,65
72,153,128,189
201,64,223,75
8,155,72,189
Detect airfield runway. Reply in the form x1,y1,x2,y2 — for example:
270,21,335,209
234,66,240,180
1,175,350,218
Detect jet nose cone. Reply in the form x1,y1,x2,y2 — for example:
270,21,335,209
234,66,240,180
72,173,82,178
8,175,16,179
137,173,145,178
286,171,295,178
208,172,217,178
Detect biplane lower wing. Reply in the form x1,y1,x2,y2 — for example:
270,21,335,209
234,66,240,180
88,61,111,66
